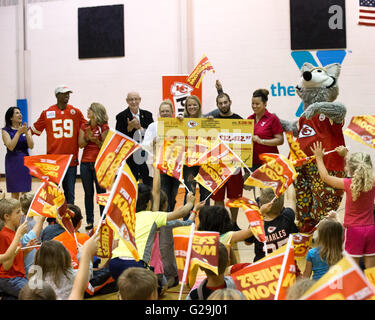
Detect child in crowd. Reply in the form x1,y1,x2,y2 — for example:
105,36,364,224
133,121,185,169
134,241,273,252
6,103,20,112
244,188,299,262
53,204,90,269
108,167,196,282
18,281,57,300
285,278,316,300
207,288,247,300
303,218,343,280
19,192,35,233
30,240,76,300
186,243,236,300
0,220,27,264
117,267,158,300
312,142,375,269
198,205,254,265
0,198,44,298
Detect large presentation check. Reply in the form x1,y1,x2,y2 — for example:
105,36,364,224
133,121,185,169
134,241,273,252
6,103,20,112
157,118,254,167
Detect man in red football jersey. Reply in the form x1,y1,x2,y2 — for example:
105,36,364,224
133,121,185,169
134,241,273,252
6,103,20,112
31,85,86,205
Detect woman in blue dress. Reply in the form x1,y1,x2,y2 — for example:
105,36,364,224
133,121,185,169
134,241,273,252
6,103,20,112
2,107,34,199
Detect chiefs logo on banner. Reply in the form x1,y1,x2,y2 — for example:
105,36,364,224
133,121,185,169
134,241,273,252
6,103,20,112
104,163,139,261
24,154,72,186
95,128,141,190
162,75,202,117
292,233,313,260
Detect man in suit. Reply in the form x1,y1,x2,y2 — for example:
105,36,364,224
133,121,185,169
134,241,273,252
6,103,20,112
115,92,154,186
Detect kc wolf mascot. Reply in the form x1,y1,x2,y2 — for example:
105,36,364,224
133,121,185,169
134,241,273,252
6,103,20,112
282,62,346,232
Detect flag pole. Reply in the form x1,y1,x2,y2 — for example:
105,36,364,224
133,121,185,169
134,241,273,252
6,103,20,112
221,141,252,175
178,222,195,300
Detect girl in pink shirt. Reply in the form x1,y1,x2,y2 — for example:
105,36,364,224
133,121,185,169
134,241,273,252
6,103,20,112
312,142,375,269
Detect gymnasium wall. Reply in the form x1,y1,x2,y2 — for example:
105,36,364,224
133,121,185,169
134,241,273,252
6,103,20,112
0,0,374,175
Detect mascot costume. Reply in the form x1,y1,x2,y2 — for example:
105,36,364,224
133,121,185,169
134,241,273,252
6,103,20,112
282,62,347,232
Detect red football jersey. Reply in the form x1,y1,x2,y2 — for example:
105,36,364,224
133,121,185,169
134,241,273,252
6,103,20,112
297,114,345,171
31,104,86,167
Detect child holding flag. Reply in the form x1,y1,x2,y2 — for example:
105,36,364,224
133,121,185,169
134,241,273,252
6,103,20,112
311,142,375,269
244,188,298,262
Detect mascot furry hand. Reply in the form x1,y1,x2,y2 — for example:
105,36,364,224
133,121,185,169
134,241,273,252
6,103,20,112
283,62,347,232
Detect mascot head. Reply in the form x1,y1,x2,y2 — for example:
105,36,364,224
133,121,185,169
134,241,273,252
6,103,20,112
296,62,341,109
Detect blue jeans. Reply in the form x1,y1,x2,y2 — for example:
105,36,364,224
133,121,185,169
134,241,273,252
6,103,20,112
0,277,27,298
62,166,77,205
108,257,149,280
80,162,106,225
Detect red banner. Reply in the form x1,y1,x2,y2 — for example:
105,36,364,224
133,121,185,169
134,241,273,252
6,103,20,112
189,231,220,288
89,220,113,259
27,181,74,234
231,240,296,300
292,233,313,260
95,128,141,190
244,153,298,198
155,137,185,181
186,55,215,89
162,75,202,116
104,163,139,261
24,154,72,186
343,115,375,149
96,193,110,207
300,253,375,300
226,197,266,243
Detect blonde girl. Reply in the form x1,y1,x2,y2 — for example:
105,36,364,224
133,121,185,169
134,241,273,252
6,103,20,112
311,142,375,269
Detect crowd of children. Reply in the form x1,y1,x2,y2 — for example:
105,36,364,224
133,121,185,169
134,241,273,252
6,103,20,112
0,142,375,301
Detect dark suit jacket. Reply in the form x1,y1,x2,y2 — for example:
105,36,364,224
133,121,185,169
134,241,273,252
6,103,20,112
115,107,154,139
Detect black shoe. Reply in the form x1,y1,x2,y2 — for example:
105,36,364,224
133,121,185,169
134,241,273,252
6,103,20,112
85,224,93,231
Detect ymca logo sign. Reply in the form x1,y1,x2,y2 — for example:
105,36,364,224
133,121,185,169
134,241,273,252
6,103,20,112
291,50,347,117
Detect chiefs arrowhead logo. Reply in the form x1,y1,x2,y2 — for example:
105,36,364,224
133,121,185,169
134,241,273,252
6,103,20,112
170,82,193,97
267,226,276,233
299,124,316,138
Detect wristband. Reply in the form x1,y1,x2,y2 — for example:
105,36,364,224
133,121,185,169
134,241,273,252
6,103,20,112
191,210,197,215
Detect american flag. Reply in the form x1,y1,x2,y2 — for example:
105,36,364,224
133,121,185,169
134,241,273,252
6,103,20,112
359,0,375,26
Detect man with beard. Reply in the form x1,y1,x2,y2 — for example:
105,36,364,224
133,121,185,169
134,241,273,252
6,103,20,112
207,81,244,230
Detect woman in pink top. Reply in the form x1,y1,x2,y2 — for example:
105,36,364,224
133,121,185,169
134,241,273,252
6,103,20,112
312,142,375,269
247,89,284,171
78,103,109,230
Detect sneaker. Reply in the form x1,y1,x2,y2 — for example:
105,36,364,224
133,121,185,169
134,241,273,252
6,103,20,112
85,224,93,231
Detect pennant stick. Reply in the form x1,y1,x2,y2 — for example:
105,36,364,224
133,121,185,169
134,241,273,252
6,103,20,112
178,222,195,300
274,234,294,300
21,244,41,250
220,141,252,175
263,241,268,257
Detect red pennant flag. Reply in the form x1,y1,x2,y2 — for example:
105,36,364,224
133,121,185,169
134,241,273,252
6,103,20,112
344,115,375,149
292,233,313,260
89,220,113,259
231,239,296,300
154,137,185,181
300,253,375,300
244,153,298,198
24,154,72,186
104,163,139,261
95,128,141,189
96,193,110,206
186,54,215,88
